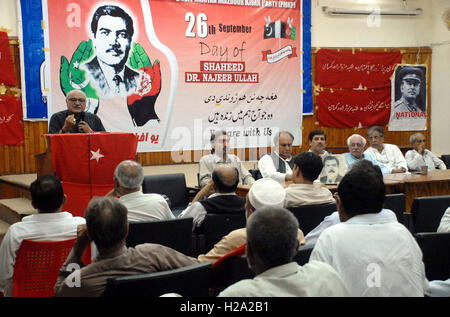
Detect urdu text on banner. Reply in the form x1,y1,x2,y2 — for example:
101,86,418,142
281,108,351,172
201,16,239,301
42,0,303,152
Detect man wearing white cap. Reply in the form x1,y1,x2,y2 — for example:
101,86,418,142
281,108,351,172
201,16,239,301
198,178,305,264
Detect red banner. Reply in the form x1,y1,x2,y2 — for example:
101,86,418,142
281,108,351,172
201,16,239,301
0,96,24,145
316,49,401,89
317,89,391,128
0,31,17,86
48,133,138,216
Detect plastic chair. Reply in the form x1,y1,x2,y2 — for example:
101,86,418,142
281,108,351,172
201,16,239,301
104,262,212,297
12,238,77,297
126,218,193,255
410,195,450,233
287,202,337,235
414,232,450,281
142,173,197,216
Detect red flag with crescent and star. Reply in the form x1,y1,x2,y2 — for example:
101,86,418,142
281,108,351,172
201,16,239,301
47,132,138,217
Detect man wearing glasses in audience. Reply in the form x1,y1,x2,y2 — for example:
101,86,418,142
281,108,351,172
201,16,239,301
344,134,390,174
48,89,106,134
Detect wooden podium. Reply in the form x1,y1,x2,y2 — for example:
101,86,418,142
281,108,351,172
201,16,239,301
35,136,55,178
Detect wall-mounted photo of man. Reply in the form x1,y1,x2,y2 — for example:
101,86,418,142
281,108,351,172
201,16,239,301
392,65,427,113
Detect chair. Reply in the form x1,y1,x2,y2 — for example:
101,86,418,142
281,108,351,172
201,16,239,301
293,245,314,266
287,202,337,236
248,169,262,180
142,173,197,216
126,218,193,256
441,155,450,169
383,193,406,225
12,238,76,297
410,195,450,233
194,213,246,256
414,232,450,281
104,262,212,297
211,244,254,292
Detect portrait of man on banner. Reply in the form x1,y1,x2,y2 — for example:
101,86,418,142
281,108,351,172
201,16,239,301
60,4,161,127
388,65,427,131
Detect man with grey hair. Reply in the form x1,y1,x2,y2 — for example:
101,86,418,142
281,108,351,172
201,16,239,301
258,131,295,183
109,160,175,222
218,206,348,297
179,165,246,231
364,126,407,174
54,197,198,297
344,134,389,174
199,130,255,188
405,133,446,172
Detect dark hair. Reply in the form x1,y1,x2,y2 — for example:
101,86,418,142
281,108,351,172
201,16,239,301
210,129,227,143
212,166,239,193
273,131,294,146
84,197,128,250
367,126,385,138
292,152,324,182
308,130,327,141
91,5,134,38
323,155,339,167
338,160,385,218
30,175,64,213
246,206,299,268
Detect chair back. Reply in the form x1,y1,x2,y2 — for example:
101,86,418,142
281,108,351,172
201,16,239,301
293,245,314,266
248,169,262,180
287,202,337,235
201,213,246,253
104,262,212,297
383,193,406,225
410,195,450,233
126,218,193,255
441,155,450,169
414,232,450,281
212,255,254,290
12,238,76,297
142,173,189,209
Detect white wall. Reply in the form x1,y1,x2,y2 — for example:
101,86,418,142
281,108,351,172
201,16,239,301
1,0,449,155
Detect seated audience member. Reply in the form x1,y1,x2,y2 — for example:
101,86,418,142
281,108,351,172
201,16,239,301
344,134,390,174
364,126,408,173
198,130,254,188
54,197,198,297
198,178,305,264
257,131,295,182
284,152,335,207
179,165,246,231
0,175,85,297
320,155,344,184
109,160,174,222
218,207,349,297
48,89,105,134
310,160,428,296
308,129,329,158
405,133,446,172
437,206,450,233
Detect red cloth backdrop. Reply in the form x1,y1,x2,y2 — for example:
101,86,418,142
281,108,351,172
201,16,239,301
316,49,401,128
0,96,24,145
0,31,17,86
48,133,138,217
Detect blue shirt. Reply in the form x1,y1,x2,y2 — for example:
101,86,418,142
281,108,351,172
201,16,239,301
344,152,390,174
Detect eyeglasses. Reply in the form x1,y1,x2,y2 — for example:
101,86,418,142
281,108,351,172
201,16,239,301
67,98,87,103
350,143,363,148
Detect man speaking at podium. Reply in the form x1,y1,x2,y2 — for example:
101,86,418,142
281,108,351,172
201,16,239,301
49,90,106,134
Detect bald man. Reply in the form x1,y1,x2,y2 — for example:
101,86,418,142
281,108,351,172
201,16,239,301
109,160,174,222
48,90,106,134
405,133,446,172
179,165,246,231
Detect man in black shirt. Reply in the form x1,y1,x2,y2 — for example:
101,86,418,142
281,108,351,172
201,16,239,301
48,90,106,134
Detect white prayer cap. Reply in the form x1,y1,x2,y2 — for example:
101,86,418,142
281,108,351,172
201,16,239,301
248,178,286,210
